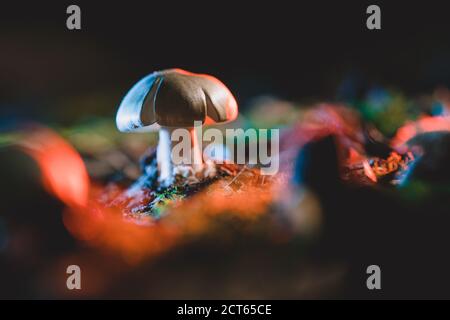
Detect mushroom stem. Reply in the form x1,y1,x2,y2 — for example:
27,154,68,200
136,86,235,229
157,127,174,186
157,126,204,187
189,127,203,170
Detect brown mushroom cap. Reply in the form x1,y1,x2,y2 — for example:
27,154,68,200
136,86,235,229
116,69,238,132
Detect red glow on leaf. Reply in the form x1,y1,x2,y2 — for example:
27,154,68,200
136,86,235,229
363,160,378,183
19,128,90,208
392,116,450,147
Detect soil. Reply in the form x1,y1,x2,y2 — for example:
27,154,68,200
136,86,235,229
104,149,268,220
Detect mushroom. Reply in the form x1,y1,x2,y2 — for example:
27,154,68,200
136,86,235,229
116,68,238,187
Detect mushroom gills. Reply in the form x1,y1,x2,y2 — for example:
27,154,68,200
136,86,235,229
116,72,161,132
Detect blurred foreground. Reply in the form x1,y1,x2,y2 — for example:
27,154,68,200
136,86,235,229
1,88,450,299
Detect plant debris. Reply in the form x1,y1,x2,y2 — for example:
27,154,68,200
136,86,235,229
104,149,269,221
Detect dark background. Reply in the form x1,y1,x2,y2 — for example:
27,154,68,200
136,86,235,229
1,0,450,299
1,1,450,124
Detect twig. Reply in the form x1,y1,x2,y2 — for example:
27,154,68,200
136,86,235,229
261,175,266,186
225,165,247,188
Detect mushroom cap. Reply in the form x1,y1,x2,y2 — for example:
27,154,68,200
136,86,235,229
116,69,238,132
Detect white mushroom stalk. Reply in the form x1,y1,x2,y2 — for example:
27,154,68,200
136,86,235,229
156,126,203,186
116,69,238,187
156,127,173,184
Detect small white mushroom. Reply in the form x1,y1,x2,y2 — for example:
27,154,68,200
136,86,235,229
116,69,238,187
